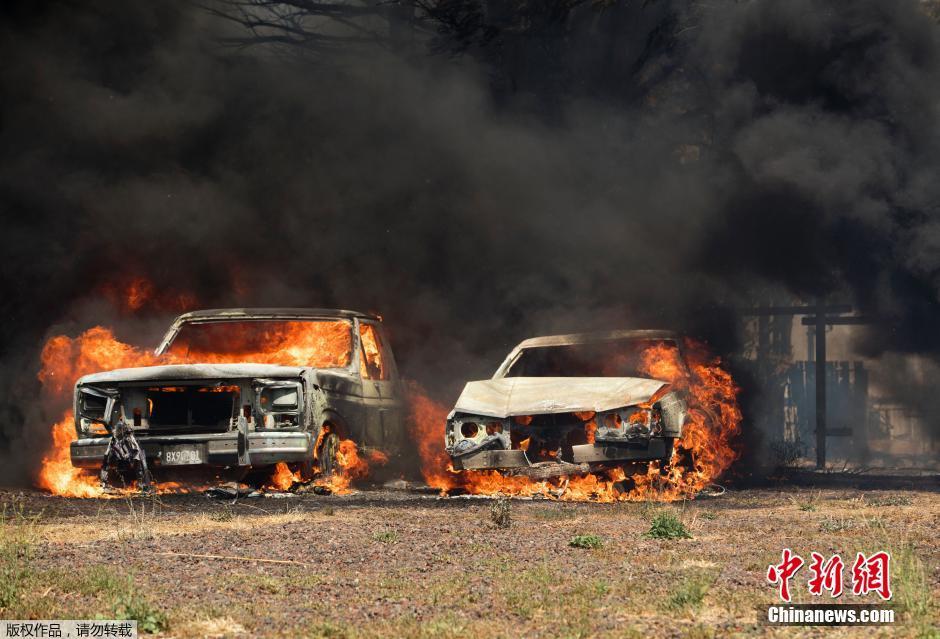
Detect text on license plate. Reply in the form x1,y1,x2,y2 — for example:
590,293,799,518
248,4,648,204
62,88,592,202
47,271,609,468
162,446,203,465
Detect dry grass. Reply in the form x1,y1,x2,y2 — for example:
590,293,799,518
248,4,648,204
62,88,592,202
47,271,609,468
2,487,937,638
35,503,315,544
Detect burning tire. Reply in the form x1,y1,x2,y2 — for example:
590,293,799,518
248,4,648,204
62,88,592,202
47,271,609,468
318,431,341,476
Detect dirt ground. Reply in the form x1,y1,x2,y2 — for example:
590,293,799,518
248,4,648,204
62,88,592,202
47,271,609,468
0,476,937,638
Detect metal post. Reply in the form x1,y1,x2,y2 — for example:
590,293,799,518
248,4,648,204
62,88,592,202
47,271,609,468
815,298,827,469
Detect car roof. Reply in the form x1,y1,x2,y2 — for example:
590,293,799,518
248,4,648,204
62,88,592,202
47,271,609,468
514,329,680,349
173,308,380,322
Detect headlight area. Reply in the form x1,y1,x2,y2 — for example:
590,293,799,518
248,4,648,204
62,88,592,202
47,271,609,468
254,380,304,429
75,386,114,437
595,405,664,442
446,415,511,457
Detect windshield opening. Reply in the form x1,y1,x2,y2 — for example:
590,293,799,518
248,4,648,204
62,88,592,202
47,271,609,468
165,319,353,368
504,338,682,378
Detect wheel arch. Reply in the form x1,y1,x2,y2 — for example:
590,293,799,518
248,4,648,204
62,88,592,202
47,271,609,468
319,409,350,440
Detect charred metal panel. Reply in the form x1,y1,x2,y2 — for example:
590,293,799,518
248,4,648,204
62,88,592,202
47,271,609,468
452,449,529,470
570,439,668,464
658,392,686,437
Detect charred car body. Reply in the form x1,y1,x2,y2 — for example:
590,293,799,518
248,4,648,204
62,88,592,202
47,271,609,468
70,308,403,478
446,330,688,478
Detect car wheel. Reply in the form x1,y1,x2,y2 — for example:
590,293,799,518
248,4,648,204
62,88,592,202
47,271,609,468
318,431,341,476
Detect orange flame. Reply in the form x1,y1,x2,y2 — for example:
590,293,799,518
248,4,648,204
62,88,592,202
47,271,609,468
268,462,300,491
624,339,742,500
38,413,104,498
265,437,382,494
405,381,457,491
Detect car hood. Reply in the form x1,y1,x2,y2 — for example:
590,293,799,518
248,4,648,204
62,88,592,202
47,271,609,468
451,376,668,419
77,362,308,385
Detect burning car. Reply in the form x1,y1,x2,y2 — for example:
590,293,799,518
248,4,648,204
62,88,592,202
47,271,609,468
445,330,694,479
69,308,403,480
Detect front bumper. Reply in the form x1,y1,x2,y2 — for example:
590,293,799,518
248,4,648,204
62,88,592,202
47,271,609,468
451,438,671,471
70,431,314,469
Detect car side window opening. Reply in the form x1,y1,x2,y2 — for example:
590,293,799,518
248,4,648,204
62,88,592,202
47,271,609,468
359,323,389,380
505,339,681,378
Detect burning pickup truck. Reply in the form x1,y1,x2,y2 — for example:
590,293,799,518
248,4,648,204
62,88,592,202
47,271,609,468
69,308,403,480
445,330,694,479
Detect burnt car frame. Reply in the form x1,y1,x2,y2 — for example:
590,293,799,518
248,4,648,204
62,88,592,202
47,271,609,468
445,330,689,478
69,308,404,477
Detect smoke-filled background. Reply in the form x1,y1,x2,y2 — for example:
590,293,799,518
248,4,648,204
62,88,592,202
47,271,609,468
1,0,939,482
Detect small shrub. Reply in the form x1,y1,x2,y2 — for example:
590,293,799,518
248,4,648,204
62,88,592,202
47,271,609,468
111,594,168,634
569,534,604,549
373,530,398,544
699,511,718,521
645,512,692,540
790,490,821,512
322,506,335,516
490,496,512,529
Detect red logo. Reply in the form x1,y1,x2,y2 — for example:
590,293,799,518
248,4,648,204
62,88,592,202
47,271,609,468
767,548,804,602
807,552,844,597
851,551,892,600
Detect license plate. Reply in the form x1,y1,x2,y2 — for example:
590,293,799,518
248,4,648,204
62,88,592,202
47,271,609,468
161,445,204,466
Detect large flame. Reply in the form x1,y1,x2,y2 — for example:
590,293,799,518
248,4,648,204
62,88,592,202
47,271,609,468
36,286,374,497
407,339,741,502
38,413,104,498
625,340,742,500
405,381,456,491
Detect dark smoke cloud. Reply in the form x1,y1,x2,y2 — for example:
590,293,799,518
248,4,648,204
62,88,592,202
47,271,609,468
1,0,939,482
